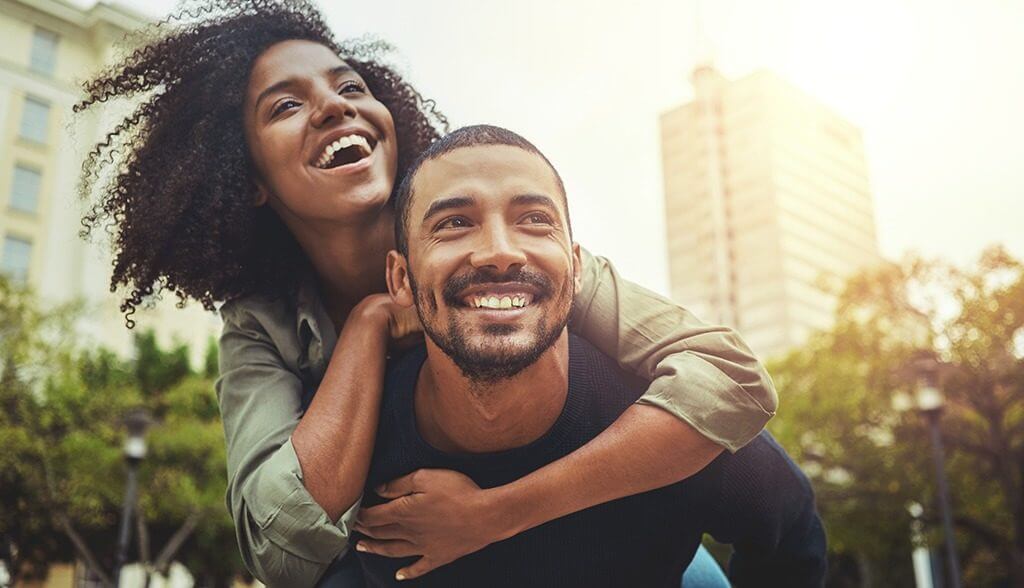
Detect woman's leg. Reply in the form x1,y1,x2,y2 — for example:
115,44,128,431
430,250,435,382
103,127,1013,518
681,544,730,588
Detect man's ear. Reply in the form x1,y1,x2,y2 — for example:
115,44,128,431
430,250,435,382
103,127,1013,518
386,250,415,307
571,242,583,295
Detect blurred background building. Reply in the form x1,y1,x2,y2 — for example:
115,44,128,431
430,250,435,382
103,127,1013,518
661,65,882,358
0,0,220,367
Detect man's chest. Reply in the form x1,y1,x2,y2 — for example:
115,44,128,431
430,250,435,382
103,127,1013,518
357,483,704,588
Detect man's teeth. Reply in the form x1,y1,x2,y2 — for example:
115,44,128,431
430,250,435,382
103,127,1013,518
316,134,372,168
469,295,531,309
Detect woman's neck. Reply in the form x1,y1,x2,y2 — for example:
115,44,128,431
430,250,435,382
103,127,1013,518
291,206,397,327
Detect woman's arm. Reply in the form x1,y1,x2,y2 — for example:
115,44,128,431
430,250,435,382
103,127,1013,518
569,247,776,448
218,295,400,587
355,247,776,580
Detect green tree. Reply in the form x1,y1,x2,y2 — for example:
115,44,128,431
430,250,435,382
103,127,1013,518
0,277,82,581
768,246,1023,586
0,277,242,586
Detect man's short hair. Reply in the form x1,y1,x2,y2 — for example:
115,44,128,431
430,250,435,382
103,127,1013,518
393,124,569,256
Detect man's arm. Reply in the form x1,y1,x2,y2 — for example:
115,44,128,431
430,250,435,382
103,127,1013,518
701,432,828,587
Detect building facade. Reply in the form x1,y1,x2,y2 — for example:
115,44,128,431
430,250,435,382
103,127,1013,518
0,0,221,364
660,66,881,358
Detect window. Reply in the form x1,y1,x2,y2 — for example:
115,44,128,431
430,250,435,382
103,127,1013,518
19,96,50,144
1,236,33,283
10,165,42,213
30,28,59,76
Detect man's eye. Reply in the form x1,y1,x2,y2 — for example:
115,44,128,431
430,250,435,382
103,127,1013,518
271,99,300,117
522,212,553,225
436,216,472,230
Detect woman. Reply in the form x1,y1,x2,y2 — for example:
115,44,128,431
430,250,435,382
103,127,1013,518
76,1,775,585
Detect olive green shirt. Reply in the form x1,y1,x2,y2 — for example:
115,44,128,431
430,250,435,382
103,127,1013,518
215,247,776,587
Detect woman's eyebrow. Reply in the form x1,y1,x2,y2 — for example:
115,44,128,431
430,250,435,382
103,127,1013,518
328,65,355,77
253,66,357,112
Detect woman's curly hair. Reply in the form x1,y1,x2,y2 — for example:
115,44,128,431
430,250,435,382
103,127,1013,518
76,0,448,326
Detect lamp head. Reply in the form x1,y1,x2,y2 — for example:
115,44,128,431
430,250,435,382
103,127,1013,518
122,408,153,461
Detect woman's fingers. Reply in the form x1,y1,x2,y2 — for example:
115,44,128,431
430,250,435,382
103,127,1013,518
358,497,407,527
397,556,447,581
375,471,421,498
355,539,420,559
354,522,407,541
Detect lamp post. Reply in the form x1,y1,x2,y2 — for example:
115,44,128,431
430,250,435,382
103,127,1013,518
908,356,962,588
114,408,152,587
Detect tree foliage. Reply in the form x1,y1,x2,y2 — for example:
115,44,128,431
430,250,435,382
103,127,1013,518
767,246,1024,587
0,277,240,586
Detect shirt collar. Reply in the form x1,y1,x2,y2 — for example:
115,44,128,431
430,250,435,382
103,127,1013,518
295,270,326,350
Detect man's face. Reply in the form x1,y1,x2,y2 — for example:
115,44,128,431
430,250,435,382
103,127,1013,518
389,145,581,383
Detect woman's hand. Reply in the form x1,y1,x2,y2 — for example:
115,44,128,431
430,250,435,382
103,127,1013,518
353,469,508,581
351,294,423,349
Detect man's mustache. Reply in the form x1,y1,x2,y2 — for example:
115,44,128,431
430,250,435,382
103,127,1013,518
441,267,554,306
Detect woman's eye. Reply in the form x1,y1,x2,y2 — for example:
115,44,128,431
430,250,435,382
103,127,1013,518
271,99,300,117
339,81,367,94
436,216,472,231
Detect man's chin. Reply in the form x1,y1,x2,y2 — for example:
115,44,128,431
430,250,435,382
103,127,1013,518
481,323,518,336
449,336,551,384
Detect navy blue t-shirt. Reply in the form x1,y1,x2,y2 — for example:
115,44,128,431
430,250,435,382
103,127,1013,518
356,335,826,587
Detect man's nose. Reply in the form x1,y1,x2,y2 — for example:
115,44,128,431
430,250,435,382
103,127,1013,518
311,90,357,128
470,224,528,274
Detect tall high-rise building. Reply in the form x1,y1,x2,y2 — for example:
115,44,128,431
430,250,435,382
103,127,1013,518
0,0,221,364
660,65,881,358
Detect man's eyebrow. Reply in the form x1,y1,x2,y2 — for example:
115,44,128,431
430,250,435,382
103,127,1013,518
422,196,475,223
254,65,356,113
510,194,559,210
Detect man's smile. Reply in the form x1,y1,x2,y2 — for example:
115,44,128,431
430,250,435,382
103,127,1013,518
463,293,533,309
455,282,540,311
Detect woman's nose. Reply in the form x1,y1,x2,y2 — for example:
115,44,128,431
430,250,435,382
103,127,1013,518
311,91,357,128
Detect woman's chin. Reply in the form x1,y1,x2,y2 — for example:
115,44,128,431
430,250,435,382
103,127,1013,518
328,184,393,222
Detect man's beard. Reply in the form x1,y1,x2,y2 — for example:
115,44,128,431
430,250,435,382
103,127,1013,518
410,266,573,385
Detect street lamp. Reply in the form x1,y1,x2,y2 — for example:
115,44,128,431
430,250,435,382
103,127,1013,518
905,353,962,588
114,408,152,587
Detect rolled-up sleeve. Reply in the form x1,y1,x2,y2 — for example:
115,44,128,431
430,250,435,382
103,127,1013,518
216,303,359,587
569,247,777,452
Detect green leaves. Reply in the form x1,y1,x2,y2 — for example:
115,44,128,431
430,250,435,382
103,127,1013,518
0,276,241,585
768,246,1024,586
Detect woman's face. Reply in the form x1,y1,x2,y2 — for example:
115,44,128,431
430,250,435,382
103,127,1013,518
243,40,398,227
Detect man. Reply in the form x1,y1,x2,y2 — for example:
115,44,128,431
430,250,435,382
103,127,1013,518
353,125,826,587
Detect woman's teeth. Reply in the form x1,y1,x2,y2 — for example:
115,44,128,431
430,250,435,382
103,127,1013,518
316,134,372,168
467,295,531,309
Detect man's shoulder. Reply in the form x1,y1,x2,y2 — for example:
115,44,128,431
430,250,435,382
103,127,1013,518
697,431,816,523
383,344,428,396
567,334,648,418
718,432,811,489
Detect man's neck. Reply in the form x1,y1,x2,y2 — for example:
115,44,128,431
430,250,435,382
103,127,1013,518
415,332,571,454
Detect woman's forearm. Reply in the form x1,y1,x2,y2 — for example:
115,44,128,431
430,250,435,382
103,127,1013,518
291,301,390,522
490,404,722,539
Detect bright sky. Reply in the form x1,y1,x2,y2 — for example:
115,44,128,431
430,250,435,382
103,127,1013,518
100,0,1024,294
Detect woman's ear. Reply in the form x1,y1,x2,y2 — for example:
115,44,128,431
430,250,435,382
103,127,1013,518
253,179,269,207
386,250,415,307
